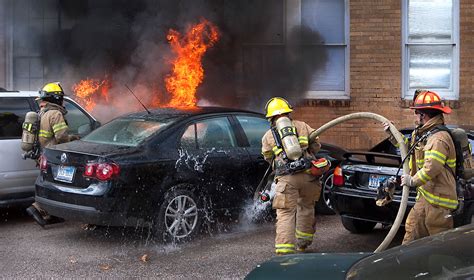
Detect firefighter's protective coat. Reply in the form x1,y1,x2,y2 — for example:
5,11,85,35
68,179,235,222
399,115,457,243
38,102,76,148
262,119,322,254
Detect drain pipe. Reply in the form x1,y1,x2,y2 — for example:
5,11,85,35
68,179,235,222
310,112,409,252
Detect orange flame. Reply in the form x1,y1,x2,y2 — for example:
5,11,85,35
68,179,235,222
72,78,109,111
72,19,219,114
165,18,219,108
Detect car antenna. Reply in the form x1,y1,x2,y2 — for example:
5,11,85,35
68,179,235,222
124,84,151,114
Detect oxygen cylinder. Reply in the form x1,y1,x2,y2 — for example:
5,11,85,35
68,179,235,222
452,128,474,179
21,111,38,152
275,116,302,161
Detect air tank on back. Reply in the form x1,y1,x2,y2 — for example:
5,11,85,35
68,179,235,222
275,116,302,161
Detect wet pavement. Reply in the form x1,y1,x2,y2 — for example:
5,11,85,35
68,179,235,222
0,207,404,279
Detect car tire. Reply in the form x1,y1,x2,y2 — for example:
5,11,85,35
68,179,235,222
154,186,204,242
341,216,377,233
315,170,336,215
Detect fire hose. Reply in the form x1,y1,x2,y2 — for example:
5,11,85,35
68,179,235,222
309,112,409,253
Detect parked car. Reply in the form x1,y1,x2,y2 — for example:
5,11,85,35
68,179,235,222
35,107,346,241
0,89,99,208
329,126,474,233
245,223,474,280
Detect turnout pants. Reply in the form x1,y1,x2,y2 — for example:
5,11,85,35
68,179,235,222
403,196,453,244
272,172,321,254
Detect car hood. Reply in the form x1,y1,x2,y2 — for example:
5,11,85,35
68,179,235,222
245,252,371,280
51,140,136,157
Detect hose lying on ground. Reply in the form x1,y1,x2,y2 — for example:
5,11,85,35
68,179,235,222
309,112,409,253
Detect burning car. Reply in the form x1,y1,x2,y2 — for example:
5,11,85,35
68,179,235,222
35,107,272,241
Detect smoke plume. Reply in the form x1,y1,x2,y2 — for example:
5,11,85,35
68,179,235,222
39,0,327,120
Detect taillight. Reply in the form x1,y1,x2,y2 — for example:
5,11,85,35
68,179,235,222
84,162,120,181
39,155,48,171
84,163,96,177
333,166,344,186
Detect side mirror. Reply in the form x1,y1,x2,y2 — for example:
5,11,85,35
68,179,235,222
93,120,101,129
78,123,92,135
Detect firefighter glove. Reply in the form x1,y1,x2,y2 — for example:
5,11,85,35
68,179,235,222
401,174,415,187
309,158,330,177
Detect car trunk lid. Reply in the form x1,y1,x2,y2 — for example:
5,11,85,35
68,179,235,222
42,141,132,188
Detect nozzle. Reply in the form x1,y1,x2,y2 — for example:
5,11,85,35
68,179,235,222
259,192,270,202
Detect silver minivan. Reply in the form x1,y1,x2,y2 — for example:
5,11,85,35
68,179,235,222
0,90,99,208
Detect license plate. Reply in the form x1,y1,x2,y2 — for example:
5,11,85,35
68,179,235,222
368,174,387,189
55,165,76,183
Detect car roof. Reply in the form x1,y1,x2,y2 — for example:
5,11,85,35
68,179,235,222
125,106,263,119
0,90,40,98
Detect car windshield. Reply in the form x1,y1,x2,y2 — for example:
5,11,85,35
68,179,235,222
82,117,173,147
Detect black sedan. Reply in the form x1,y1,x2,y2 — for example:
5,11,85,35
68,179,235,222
35,107,345,241
329,126,474,233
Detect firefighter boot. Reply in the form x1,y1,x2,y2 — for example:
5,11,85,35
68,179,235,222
26,206,47,228
296,239,312,253
44,215,65,225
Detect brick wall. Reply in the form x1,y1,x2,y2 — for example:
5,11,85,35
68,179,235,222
292,0,474,151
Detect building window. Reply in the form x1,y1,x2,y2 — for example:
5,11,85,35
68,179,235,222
402,0,459,100
6,0,59,90
287,0,350,99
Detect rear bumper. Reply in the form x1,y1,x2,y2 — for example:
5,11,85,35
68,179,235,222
330,187,416,225
35,196,143,226
35,176,149,227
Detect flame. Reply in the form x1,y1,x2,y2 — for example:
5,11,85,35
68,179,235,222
72,78,109,111
72,18,219,115
165,18,219,108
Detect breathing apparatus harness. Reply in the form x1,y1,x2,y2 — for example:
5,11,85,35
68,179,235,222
378,125,467,215
271,124,311,176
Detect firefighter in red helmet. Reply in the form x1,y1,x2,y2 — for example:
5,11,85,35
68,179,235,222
385,90,457,243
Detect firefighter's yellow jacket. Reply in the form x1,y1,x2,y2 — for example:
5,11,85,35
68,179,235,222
394,115,458,210
261,119,321,175
38,102,75,148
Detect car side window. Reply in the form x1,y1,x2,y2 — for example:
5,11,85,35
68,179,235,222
180,117,237,149
236,115,269,148
0,97,31,139
62,100,93,135
180,124,197,149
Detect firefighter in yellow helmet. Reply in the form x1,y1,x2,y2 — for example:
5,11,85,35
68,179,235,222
26,82,79,227
386,90,457,243
261,97,329,254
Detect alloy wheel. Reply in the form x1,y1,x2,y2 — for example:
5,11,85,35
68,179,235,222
164,195,199,239
322,174,334,210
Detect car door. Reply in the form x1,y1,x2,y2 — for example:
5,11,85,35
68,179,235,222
178,116,246,210
233,115,270,197
63,98,100,137
0,97,38,199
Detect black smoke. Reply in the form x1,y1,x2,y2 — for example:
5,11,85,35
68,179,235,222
42,0,327,117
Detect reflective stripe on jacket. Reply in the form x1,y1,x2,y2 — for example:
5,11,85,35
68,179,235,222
38,102,71,148
411,116,457,209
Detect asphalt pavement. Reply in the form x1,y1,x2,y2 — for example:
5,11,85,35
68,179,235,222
0,207,404,279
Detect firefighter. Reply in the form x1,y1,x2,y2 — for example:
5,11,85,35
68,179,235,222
26,82,79,227
386,90,456,244
261,97,329,254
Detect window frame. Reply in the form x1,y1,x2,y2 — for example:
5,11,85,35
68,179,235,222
286,0,350,99
401,0,460,100
0,97,34,140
